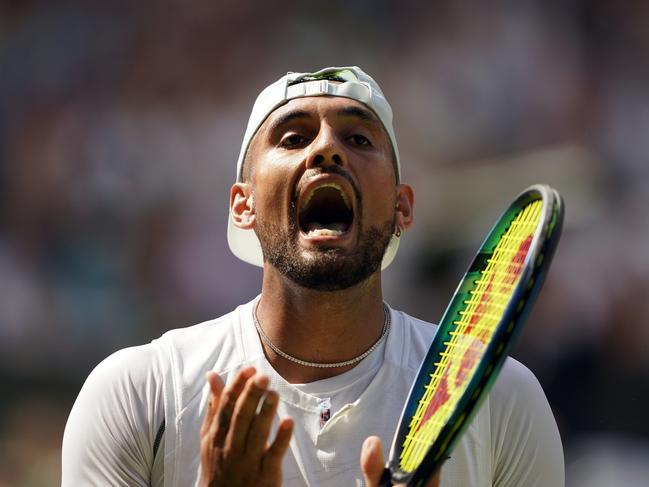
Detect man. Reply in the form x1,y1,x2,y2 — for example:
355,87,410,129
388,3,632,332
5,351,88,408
62,67,564,487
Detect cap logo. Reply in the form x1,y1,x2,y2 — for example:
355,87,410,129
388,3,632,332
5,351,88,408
288,68,359,85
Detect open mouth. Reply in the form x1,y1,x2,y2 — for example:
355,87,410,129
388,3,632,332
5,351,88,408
298,183,354,237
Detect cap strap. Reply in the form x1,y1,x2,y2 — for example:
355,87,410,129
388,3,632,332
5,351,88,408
286,79,372,104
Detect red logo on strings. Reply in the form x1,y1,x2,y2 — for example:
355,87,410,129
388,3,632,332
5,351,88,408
415,234,532,433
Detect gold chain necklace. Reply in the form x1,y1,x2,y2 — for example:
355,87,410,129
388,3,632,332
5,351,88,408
252,300,390,368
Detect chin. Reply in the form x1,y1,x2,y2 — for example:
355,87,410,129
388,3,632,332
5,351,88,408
263,223,392,292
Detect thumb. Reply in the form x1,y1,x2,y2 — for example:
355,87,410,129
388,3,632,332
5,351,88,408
361,436,387,487
200,371,224,436
206,371,225,398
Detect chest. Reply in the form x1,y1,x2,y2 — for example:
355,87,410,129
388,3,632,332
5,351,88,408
277,379,493,486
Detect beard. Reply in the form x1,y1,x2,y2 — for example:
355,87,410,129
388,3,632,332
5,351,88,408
255,209,395,292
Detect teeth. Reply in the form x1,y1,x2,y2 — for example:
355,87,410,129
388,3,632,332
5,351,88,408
301,183,350,210
307,229,345,237
306,222,347,232
306,222,347,237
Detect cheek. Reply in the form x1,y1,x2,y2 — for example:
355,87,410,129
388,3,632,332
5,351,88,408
252,170,293,217
365,199,395,225
359,175,396,224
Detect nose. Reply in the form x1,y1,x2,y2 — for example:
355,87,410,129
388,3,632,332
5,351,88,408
305,126,346,169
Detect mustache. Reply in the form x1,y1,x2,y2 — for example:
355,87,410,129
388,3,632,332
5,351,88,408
291,165,362,207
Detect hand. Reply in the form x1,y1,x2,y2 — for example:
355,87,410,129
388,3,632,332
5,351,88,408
361,436,441,487
199,367,294,487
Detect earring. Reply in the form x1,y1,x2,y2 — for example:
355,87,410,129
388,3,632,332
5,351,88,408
395,225,402,238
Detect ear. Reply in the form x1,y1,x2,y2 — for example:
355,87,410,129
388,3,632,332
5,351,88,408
230,182,256,229
395,184,414,231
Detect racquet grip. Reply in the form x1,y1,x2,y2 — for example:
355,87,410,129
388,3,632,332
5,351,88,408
379,467,393,486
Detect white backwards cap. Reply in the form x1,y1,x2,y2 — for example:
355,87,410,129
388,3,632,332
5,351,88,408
228,66,402,269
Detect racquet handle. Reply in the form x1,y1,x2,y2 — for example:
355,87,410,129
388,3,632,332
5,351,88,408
379,467,393,486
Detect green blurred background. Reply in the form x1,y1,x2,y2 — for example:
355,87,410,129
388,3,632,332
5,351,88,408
1,1,648,485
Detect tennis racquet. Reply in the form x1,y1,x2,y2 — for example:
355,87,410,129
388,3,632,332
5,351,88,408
380,184,564,486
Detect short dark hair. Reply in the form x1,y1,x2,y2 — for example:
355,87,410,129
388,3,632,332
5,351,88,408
241,149,254,182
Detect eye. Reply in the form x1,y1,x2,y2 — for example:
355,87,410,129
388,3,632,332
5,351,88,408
280,133,309,148
348,134,371,146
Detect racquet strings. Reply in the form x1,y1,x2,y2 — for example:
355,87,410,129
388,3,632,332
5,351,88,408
399,200,543,472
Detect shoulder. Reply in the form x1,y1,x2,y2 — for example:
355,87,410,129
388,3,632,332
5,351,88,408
74,308,239,401
489,357,551,413
62,343,165,485
66,303,247,431
488,358,565,486
61,342,166,435
62,303,250,485
64,342,166,436
89,341,164,389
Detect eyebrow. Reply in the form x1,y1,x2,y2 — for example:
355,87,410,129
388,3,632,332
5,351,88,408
267,109,312,135
266,105,383,135
337,106,381,128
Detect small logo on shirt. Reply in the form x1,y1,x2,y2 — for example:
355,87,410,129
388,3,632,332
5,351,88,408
318,397,332,428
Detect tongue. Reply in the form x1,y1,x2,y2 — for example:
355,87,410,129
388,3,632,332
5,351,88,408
306,222,348,236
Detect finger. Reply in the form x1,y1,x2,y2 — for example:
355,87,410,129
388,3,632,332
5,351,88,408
425,468,442,487
211,366,256,447
361,436,386,487
245,390,279,459
261,416,294,479
200,372,224,437
226,373,269,452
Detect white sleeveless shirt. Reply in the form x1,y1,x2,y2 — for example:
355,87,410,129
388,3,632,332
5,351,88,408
62,298,564,486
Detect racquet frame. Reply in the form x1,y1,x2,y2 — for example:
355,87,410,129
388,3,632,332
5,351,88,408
383,185,564,486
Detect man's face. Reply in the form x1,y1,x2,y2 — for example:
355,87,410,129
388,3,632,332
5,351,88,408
242,96,401,291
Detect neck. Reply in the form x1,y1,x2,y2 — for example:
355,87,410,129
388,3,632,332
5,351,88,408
256,265,386,383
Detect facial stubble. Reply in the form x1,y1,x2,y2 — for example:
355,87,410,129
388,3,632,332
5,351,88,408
255,199,395,292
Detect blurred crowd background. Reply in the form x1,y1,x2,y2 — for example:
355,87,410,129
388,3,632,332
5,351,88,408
1,0,648,485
